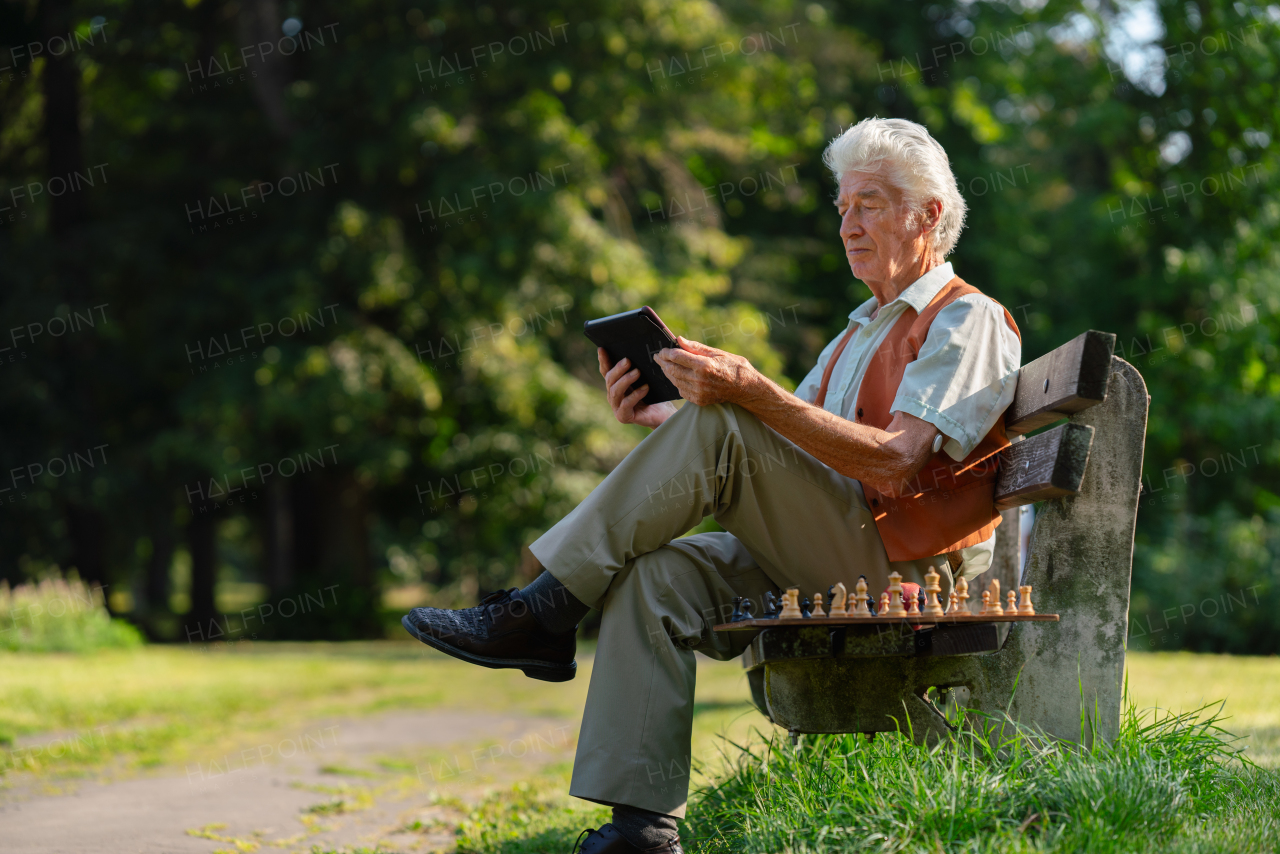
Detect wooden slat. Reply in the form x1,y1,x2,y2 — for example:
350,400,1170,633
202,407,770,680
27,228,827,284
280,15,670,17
1006,330,1116,435
994,422,1094,510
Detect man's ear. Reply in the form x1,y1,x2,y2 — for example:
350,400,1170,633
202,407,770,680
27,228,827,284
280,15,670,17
920,198,943,233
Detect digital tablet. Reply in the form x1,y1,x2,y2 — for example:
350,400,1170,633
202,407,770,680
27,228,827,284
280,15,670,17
583,306,683,405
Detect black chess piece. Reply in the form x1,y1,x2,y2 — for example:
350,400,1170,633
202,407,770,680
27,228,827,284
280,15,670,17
762,591,779,619
918,589,927,613
741,599,755,620
801,597,813,618
867,594,876,616
730,596,744,622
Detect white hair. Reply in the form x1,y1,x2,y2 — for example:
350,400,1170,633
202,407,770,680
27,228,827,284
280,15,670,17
822,117,967,259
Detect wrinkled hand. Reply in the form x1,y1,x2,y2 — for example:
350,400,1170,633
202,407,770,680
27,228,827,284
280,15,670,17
653,337,759,406
598,348,679,428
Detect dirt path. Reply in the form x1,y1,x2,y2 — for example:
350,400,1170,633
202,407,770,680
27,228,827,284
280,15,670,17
0,709,579,854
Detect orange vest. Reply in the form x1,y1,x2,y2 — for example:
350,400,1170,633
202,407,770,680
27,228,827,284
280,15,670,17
816,277,1021,561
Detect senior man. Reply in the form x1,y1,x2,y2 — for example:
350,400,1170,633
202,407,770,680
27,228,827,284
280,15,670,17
402,117,1020,854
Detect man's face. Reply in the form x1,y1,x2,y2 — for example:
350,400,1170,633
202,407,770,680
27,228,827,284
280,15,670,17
835,171,926,291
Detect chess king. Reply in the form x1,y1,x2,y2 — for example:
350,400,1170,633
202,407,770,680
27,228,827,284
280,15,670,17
400,118,1021,854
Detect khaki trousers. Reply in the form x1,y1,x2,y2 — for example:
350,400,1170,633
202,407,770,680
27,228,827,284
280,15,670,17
529,402,950,817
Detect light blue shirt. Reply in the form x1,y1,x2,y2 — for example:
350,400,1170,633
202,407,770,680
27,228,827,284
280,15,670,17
794,262,1021,462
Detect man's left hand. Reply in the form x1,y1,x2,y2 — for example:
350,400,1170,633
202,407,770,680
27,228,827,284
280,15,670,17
654,337,759,406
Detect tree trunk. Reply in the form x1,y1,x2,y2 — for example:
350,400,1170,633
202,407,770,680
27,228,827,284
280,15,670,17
143,515,175,616
65,503,108,600
186,509,219,642
264,477,294,598
287,469,377,638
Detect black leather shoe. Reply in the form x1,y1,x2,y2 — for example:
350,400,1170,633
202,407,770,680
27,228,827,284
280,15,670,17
571,823,683,854
401,588,577,682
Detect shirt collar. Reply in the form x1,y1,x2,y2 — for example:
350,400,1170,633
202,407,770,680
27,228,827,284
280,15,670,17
847,261,955,321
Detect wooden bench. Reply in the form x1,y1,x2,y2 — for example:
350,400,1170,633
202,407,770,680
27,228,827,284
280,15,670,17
734,331,1148,745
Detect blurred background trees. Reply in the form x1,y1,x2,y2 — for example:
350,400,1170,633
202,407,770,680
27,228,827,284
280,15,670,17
1,0,1276,651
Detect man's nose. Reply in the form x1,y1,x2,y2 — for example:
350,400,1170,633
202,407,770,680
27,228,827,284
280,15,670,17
840,213,862,241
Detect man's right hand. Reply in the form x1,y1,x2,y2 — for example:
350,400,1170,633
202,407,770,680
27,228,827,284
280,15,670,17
598,348,679,429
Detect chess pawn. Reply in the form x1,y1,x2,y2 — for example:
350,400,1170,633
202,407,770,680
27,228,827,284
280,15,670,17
923,568,946,618
1007,589,1018,614
948,590,958,614
953,577,971,616
1019,585,1036,616
829,583,847,616
886,572,907,618
730,596,744,622
813,592,826,618
879,591,890,616
800,597,813,618
779,587,803,619
904,588,921,616
740,598,755,620
851,577,872,617
980,590,991,615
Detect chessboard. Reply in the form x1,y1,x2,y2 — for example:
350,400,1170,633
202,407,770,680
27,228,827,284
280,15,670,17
712,613,1059,631
714,569,1060,632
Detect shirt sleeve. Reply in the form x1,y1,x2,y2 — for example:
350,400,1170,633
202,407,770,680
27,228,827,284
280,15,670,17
793,328,848,406
890,295,1021,461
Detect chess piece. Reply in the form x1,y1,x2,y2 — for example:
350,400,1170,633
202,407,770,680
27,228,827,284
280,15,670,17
948,589,958,613
813,592,826,618
879,591,890,616
730,596,744,622
762,591,779,619
905,587,921,616
953,577,971,616
801,597,813,618
851,577,871,617
886,572,907,617
923,568,945,618
829,583,847,616
779,587,803,619
979,580,1003,616
1018,585,1036,615
741,599,755,620
1007,589,1018,614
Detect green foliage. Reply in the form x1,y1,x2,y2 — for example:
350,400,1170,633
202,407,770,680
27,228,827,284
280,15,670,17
0,572,143,653
684,705,1277,853
0,0,1276,646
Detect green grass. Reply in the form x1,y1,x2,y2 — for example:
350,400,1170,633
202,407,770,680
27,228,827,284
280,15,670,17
6,643,1280,854
0,641,592,776
0,574,142,653
679,705,1280,853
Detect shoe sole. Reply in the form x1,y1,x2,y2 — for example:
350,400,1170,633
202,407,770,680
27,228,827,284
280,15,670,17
401,615,577,683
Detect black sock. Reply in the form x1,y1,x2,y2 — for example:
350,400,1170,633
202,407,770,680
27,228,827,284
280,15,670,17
518,570,590,635
612,804,679,849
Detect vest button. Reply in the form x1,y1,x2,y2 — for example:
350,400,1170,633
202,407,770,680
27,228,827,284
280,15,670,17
871,498,879,506
856,407,864,418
